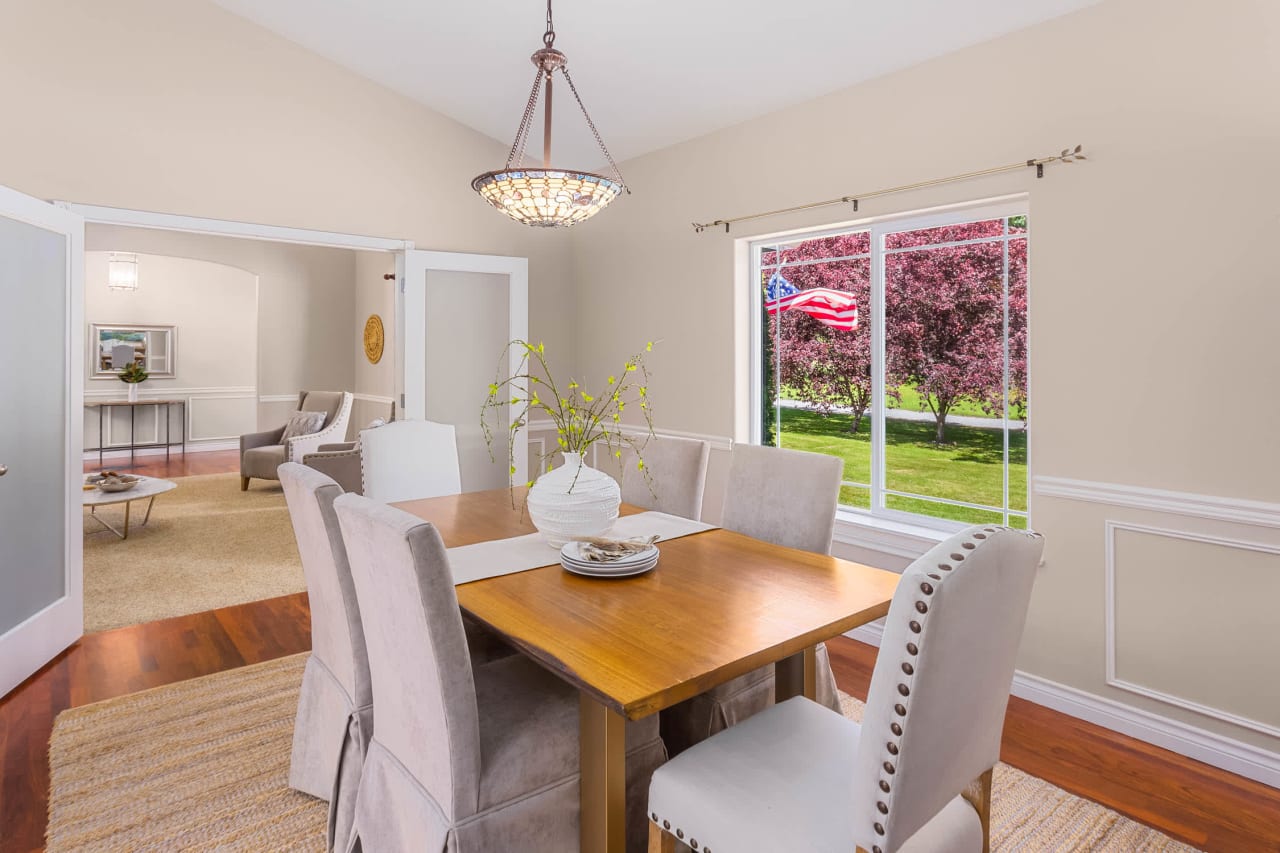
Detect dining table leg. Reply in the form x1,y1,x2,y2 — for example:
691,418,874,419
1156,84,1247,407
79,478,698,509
580,693,627,853
774,645,818,703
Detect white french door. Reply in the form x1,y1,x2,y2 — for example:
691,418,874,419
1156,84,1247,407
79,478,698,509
397,250,529,491
0,185,84,697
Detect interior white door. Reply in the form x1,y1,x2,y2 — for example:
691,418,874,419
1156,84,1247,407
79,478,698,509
0,187,84,698
398,250,528,491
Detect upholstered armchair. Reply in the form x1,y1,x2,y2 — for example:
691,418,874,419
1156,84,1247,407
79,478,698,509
647,525,1046,853
240,390,353,491
301,442,363,494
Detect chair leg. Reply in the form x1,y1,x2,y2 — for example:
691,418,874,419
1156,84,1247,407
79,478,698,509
648,820,677,853
240,476,250,491
961,766,993,853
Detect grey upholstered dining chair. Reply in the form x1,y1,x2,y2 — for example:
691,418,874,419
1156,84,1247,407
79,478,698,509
660,443,844,754
333,493,668,853
241,390,353,490
647,525,1045,853
618,436,711,520
279,463,372,852
359,419,462,503
279,464,514,851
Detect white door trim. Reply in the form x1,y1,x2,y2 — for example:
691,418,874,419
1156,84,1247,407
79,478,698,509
0,185,85,698
398,250,529,486
55,202,413,252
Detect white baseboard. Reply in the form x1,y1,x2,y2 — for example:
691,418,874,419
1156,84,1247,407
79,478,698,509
842,622,1280,789
82,439,238,462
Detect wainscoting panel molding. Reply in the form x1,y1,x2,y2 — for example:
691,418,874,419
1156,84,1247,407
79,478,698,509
1034,475,1280,529
843,620,1280,788
83,386,256,455
1104,521,1280,739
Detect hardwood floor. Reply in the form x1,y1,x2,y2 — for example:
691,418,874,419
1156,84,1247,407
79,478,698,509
83,448,241,478
3,451,1273,851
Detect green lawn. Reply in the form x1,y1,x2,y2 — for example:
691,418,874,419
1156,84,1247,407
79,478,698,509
775,407,1027,525
781,384,1014,420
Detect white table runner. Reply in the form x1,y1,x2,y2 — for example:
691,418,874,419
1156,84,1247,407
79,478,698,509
447,511,718,585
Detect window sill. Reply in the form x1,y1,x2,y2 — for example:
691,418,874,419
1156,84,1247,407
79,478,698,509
831,509,957,561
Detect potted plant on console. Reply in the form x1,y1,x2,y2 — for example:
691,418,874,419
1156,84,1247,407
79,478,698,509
119,360,149,403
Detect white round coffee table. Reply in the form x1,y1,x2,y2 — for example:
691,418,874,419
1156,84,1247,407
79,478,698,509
83,476,177,540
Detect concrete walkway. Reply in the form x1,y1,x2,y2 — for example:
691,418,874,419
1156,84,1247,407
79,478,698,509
777,397,1026,431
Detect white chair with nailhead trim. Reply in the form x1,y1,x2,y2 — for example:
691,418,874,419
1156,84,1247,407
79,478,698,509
646,525,1045,853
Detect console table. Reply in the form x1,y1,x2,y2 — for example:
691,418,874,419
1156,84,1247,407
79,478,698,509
85,399,187,468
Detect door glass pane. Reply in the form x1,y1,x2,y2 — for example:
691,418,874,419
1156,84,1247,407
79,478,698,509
883,222,1008,515
424,269,510,492
0,214,67,633
763,234,872,507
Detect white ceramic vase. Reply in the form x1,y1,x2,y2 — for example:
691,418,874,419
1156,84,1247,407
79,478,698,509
526,451,621,548
127,382,139,403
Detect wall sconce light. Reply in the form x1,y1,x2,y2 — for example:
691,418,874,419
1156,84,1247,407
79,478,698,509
107,252,139,292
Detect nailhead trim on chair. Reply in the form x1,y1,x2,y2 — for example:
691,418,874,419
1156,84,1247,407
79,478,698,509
652,814,709,851
868,526,1009,851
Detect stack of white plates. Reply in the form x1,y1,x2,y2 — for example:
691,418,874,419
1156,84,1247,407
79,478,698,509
560,541,659,578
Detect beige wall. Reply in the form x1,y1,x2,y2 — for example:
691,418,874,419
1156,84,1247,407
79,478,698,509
0,0,576,381
85,224,358,433
83,251,257,449
569,0,1280,757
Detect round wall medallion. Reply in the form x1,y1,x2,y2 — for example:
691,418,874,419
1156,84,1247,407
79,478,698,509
363,314,385,364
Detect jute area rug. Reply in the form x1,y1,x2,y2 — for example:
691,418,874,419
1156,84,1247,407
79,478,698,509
46,654,1200,852
83,473,304,632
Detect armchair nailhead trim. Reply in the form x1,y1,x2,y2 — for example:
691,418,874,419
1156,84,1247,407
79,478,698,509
897,683,910,696
691,839,699,849
886,742,899,755
920,582,934,595
873,847,883,853
962,541,976,550
883,761,895,774
938,562,953,572
663,820,671,830
877,801,889,814
879,780,891,793
901,662,913,675
891,722,903,735
676,828,684,839
651,812,658,821
875,822,886,835
950,553,965,561
908,620,921,633
974,532,988,539
915,601,929,614
906,642,918,655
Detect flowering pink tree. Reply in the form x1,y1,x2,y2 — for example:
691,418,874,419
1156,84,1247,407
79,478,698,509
768,235,878,433
885,220,1028,443
770,219,1028,444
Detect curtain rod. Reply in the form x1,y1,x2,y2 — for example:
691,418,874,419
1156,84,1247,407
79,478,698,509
691,145,1086,233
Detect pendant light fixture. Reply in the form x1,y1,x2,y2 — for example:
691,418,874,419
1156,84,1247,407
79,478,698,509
471,0,627,228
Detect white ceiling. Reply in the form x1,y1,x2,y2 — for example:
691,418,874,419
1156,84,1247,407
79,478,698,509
210,0,1099,167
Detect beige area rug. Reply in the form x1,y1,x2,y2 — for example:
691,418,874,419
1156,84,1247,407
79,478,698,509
83,473,304,632
47,654,1200,852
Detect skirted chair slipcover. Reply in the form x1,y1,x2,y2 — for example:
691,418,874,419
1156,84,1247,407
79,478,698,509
617,436,711,521
241,390,353,490
278,463,513,851
647,525,1046,852
279,463,372,851
333,494,668,853
660,443,845,755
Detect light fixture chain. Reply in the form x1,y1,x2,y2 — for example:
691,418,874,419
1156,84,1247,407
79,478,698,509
560,66,627,188
506,67,546,170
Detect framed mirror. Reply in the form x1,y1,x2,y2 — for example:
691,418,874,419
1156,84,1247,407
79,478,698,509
89,324,177,379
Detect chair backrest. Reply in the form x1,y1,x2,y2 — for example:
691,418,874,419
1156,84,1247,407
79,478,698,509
720,444,842,554
298,390,346,428
334,493,482,820
850,526,1044,852
619,436,711,520
278,463,372,708
360,419,463,504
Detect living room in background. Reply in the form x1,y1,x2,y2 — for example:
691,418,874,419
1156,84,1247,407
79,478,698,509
752,200,1028,530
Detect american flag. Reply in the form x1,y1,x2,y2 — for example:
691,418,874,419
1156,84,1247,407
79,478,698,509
766,284,859,332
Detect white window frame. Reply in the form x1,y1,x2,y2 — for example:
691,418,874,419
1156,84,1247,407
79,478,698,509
749,198,1030,535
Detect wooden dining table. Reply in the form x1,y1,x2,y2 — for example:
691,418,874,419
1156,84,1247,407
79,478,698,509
394,488,900,853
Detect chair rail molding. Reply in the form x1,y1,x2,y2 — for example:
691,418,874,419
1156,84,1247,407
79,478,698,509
1104,520,1280,740
843,620,1280,789
1034,475,1280,529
